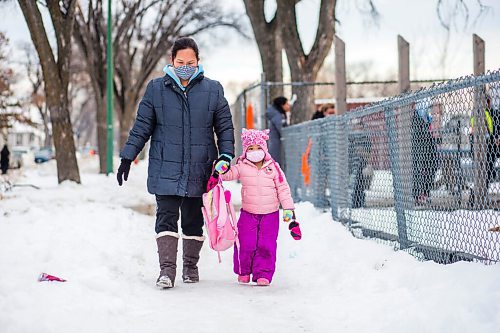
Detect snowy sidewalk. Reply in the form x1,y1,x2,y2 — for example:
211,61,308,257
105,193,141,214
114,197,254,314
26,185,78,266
0,159,499,333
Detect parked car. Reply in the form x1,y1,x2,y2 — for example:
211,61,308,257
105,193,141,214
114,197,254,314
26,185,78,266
34,147,55,164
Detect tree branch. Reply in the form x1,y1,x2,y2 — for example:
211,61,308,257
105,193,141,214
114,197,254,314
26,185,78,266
306,0,336,73
17,1,58,88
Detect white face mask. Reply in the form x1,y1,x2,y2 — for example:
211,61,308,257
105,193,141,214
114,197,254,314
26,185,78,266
246,150,265,163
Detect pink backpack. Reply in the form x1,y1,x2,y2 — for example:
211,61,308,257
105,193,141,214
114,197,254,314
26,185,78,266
202,179,239,262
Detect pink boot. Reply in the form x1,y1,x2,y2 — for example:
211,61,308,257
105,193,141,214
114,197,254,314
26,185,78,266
237,275,250,284
256,278,270,286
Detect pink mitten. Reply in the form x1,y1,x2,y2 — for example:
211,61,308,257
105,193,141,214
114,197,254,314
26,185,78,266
206,175,218,192
289,221,302,240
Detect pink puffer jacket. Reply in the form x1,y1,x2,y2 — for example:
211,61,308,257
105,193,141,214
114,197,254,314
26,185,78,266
221,158,295,215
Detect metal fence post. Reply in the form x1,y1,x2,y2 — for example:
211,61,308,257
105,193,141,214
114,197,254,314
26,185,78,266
394,35,411,248
260,73,267,130
385,107,410,249
332,116,349,222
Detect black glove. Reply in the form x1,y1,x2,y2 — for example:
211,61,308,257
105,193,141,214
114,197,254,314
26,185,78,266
117,159,132,186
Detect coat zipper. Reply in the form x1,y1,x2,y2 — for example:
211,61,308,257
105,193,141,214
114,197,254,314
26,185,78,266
183,91,189,195
168,77,202,196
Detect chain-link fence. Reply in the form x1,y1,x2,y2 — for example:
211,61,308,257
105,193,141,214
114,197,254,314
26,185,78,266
282,70,500,264
231,79,445,157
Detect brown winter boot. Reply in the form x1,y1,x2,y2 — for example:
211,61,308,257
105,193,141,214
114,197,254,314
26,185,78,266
182,236,205,283
156,233,179,289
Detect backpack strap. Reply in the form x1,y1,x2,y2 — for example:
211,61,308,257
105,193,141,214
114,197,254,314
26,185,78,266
225,192,241,274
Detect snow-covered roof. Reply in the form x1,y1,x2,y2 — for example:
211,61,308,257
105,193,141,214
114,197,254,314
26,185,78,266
10,121,44,136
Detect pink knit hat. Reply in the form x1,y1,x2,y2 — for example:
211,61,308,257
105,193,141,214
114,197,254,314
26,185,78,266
240,128,284,182
241,128,271,158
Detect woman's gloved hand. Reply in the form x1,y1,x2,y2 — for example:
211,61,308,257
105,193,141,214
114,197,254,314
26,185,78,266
117,159,132,186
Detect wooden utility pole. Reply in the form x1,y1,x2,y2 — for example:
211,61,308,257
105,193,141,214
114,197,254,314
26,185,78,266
472,34,487,209
334,35,346,116
398,35,410,93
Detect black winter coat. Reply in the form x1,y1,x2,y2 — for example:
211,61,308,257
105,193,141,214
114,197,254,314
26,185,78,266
120,73,234,197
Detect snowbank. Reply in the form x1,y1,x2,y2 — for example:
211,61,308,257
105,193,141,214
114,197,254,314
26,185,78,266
0,158,499,332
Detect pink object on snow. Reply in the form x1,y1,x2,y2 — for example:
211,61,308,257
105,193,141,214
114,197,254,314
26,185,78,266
38,273,66,282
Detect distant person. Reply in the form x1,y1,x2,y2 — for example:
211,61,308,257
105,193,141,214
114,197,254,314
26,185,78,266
411,103,439,205
348,121,372,208
312,103,335,120
117,37,235,289
1,145,9,175
266,96,291,165
469,95,500,208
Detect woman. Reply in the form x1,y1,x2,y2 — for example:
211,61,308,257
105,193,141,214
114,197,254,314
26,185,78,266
266,96,291,165
117,37,235,289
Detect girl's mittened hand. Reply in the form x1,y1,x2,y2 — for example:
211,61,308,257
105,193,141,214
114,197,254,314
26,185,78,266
289,221,302,240
283,209,294,223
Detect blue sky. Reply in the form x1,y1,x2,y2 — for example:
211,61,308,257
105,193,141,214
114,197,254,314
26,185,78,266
1,0,499,102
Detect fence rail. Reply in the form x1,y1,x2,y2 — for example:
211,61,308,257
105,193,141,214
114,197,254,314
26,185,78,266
282,70,500,264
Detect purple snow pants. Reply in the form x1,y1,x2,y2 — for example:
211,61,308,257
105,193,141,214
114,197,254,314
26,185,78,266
233,209,279,282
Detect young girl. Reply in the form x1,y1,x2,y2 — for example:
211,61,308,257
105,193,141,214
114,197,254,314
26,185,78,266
218,128,301,286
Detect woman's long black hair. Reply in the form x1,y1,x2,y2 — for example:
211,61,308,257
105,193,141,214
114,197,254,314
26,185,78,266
272,96,288,115
171,37,200,60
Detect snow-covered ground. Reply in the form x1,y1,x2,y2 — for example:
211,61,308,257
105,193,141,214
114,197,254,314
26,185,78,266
1,158,499,333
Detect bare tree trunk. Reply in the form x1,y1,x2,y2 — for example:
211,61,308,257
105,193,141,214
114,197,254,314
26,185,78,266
38,105,52,147
290,73,316,124
18,0,80,184
73,3,107,174
277,0,336,124
48,96,80,183
96,97,107,174
243,0,283,100
260,32,284,100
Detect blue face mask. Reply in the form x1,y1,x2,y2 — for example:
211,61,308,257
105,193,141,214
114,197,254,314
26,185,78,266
174,65,197,80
